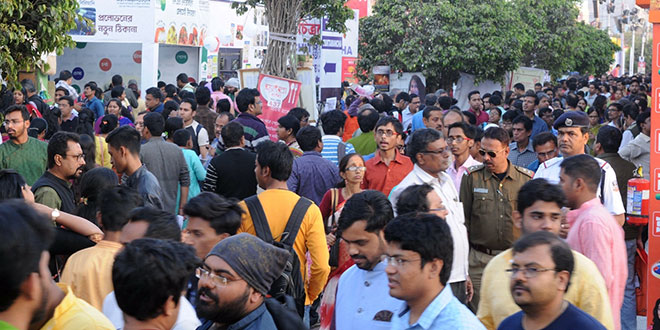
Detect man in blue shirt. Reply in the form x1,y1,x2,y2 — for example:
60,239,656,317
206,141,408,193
385,213,485,330
83,82,105,120
521,91,549,138
498,232,606,330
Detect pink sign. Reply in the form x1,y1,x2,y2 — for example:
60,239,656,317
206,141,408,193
257,74,302,141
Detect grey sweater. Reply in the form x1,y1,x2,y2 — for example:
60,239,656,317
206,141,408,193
140,137,190,213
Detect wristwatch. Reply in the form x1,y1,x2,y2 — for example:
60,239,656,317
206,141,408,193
51,209,61,223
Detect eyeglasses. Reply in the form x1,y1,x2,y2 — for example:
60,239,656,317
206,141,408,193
195,267,237,286
505,266,557,278
446,136,471,144
536,150,557,158
478,148,506,158
65,153,85,161
346,166,366,172
421,147,450,155
384,256,421,268
429,206,447,212
3,119,24,126
375,129,398,137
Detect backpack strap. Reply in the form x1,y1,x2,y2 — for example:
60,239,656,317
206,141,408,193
280,197,312,248
245,195,274,244
599,168,606,205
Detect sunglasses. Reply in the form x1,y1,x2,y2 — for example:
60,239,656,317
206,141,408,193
478,148,505,158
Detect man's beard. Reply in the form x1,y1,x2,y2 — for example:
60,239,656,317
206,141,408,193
196,286,251,325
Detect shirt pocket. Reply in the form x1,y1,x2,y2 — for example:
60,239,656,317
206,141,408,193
474,193,493,215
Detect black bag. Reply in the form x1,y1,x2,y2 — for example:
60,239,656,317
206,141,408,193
244,195,311,317
264,296,309,330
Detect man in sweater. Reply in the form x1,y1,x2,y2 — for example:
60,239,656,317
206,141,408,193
0,105,48,185
233,88,269,151
140,113,189,214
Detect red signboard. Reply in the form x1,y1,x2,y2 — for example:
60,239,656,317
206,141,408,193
257,74,302,141
341,57,357,84
648,22,660,328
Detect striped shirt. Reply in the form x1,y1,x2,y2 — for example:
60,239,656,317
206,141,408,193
321,135,355,166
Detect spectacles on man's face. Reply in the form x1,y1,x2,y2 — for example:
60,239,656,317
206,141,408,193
505,266,557,278
65,153,85,161
3,119,24,126
478,148,506,158
195,267,238,287
383,256,421,268
421,146,450,155
446,136,471,144
375,129,398,137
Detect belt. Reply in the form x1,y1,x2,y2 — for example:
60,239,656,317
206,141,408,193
471,244,504,256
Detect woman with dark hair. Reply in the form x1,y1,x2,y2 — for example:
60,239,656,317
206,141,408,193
164,116,184,143
0,169,103,273
110,86,133,115
592,95,608,119
75,167,119,225
652,298,660,330
94,98,133,134
76,108,96,137
277,114,303,157
13,88,42,120
408,74,426,98
164,84,180,104
587,107,604,153
95,114,118,169
162,100,180,119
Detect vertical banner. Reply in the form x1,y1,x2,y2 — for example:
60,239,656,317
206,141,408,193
257,74,302,140
648,20,660,329
373,65,390,92
341,57,357,84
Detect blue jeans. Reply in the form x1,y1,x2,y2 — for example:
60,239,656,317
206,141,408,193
621,239,637,330
303,305,311,327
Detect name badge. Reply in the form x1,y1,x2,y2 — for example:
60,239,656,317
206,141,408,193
474,188,488,194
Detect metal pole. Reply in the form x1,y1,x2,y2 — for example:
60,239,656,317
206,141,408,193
622,27,626,76
630,27,636,74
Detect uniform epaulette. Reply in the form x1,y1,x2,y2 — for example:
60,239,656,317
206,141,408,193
466,164,485,175
514,166,534,178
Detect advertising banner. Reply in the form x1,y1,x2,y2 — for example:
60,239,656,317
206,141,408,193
257,74,303,140
154,0,209,47
341,57,357,84
71,0,154,43
647,22,660,329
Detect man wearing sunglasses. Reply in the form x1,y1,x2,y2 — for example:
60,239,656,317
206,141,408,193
477,179,613,330
533,111,625,226
459,126,534,311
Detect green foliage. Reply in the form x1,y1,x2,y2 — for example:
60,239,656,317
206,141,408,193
569,22,620,75
357,0,529,90
0,0,82,87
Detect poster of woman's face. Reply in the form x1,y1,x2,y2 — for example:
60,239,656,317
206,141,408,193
408,74,425,97
653,298,660,330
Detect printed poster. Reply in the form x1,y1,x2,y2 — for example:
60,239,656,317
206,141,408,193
257,74,302,140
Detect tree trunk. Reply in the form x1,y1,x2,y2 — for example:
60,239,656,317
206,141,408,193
262,0,303,79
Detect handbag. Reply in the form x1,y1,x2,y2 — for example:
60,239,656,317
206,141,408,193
328,189,340,267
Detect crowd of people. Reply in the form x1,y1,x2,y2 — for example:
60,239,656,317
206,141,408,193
0,70,653,330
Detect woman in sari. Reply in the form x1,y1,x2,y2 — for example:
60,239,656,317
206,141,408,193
318,153,365,330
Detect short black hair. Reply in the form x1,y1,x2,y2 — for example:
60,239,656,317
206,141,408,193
288,107,310,121
296,126,322,152
176,73,189,84
407,128,443,164
517,179,566,214
112,238,198,321
623,103,639,121
144,112,165,137
100,114,119,134
47,131,80,169
111,86,125,98
595,125,620,154
490,94,502,106
59,70,73,81
106,125,141,155
145,87,163,102
84,81,98,91
483,126,510,146
236,88,260,113
4,105,29,121
111,74,123,87
538,107,553,117
424,94,437,106
181,97,197,111
395,92,411,103
513,83,525,91
195,86,211,106
338,190,393,233
524,91,539,105
468,90,480,100
256,140,293,181
99,186,143,232
278,114,301,137
447,122,476,139
512,231,574,291
320,110,347,135
560,154,601,192
437,96,452,110
157,81,166,88
512,115,533,132
502,109,520,123
221,121,244,148
462,111,477,125
172,128,191,147
0,170,27,200
395,184,434,215
566,93,578,108
55,86,70,96
216,99,231,113
128,206,181,241
183,192,244,235
375,116,404,135
422,106,443,120
164,117,184,140
0,200,55,311
58,95,74,107
636,111,650,128
211,77,224,91
385,213,453,286
357,108,379,132
532,132,557,150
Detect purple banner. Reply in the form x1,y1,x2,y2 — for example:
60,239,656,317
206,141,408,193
322,35,342,50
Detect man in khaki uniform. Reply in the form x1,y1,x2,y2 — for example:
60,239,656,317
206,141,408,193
459,126,533,311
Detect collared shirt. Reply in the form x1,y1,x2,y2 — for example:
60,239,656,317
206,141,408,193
507,140,537,168
40,284,115,330
477,249,614,330
401,107,414,131
410,110,426,133
390,165,469,283
566,198,627,330
530,115,549,138
287,151,341,205
103,292,201,330
469,108,489,126
619,133,650,179
392,284,485,330
233,113,270,151
321,135,356,166
446,155,481,192
60,240,123,311
123,165,164,210
181,83,195,93
534,155,625,216
460,162,533,250
362,151,413,197
140,137,190,213
347,131,377,156
0,136,47,185
85,96,104,120
150,102,164,113
335,262,403,329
